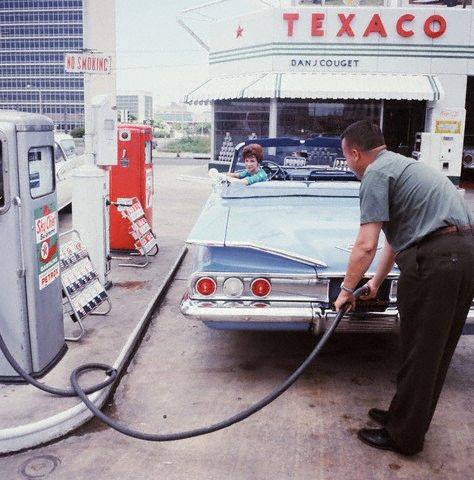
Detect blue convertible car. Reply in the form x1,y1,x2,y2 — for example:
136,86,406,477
180,137,399,334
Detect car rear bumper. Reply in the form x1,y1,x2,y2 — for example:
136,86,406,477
180,297,400,334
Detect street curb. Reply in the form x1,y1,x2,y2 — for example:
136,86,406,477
0,247,187,454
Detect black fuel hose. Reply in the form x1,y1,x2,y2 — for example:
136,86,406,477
0,334,117,397
69,285,369,442
0,286,368,440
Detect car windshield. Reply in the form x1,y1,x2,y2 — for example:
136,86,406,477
59,139,76,158
232,138,356,181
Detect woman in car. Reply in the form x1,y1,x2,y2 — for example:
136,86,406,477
227,143,268,185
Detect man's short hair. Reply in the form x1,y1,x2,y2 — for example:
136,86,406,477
341,120,385,151
243,143,264,163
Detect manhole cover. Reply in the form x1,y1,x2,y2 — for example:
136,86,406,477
19,455,60,479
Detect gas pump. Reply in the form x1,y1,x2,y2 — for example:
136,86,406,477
109,124,154,250
414,132,463,184
0,111,65,381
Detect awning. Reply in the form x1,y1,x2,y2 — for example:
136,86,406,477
185,72,443,104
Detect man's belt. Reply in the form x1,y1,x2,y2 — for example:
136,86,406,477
422,224,473,243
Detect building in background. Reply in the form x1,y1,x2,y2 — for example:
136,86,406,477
0,0,85,131
0,0,116,132
117,91,153,123
183,2,474,182
154,102,194,123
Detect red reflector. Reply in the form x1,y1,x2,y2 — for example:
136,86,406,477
251,278,271,297
195,277,216,296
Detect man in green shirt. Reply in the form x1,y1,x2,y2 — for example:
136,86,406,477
334,120,473,455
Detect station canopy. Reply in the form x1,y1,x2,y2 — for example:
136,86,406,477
184,72,443,104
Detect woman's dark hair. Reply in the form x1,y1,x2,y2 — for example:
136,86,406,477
242,143,264,163
341,120,385,151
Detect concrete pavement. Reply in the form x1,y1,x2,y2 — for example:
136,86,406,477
0,159,211,453
0,159,473,479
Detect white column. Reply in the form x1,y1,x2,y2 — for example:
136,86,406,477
83,0,117,159
74,0,117,286
268,98,278,156
269,98,278,138
379,100,384,131
210,101,215,160
72,167,108,285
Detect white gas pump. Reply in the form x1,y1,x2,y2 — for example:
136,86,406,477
417,132,463,184
72,94,117,286
0,111,65,380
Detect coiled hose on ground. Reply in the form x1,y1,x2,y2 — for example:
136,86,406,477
0,285,369,442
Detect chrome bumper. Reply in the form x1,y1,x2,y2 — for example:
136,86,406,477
180,297,399,334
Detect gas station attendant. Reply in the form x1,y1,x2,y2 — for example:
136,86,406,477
334,120,474,456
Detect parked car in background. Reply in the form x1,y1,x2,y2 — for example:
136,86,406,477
54,132,86,210
180,137,400,335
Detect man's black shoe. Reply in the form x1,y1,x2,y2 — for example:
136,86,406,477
368,408,388,426
357,428,415,456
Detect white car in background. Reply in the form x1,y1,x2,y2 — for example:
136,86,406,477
54,132,85,210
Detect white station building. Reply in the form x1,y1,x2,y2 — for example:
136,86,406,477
184,2,474,182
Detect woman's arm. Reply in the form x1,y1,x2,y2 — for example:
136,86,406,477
228,177,248,184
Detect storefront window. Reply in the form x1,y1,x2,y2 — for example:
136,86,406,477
278,100,381,138
383,100,425,155
214,100,269,161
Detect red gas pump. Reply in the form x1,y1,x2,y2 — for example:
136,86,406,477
110,124,154,250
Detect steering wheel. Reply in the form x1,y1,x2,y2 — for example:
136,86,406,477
262,160,286,181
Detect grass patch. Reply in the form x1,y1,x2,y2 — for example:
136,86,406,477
163,136,210,154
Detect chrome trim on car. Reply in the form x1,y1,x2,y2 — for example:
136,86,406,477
187,240,225,247
316,272,399,279
180,297,400,334
223,241,328,268
335,244,382,254
181,297,316,323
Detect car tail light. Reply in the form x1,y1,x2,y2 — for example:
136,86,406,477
251,278,271,297
195,277,216,296
223,277,244,297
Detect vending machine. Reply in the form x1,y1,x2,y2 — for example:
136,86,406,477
412,132,463,184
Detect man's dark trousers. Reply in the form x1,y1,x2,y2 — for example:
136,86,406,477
385,232,474,454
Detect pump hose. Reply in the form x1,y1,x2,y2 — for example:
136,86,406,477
0,333,117,397
1,286,368,441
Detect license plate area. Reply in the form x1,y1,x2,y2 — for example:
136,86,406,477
329,279,391,312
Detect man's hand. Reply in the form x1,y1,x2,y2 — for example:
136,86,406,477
334,289,356,313
359,278,379,301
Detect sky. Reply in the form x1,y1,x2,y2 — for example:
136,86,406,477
115,0,279,109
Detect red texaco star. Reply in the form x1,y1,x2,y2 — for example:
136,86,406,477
236,25,244,38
